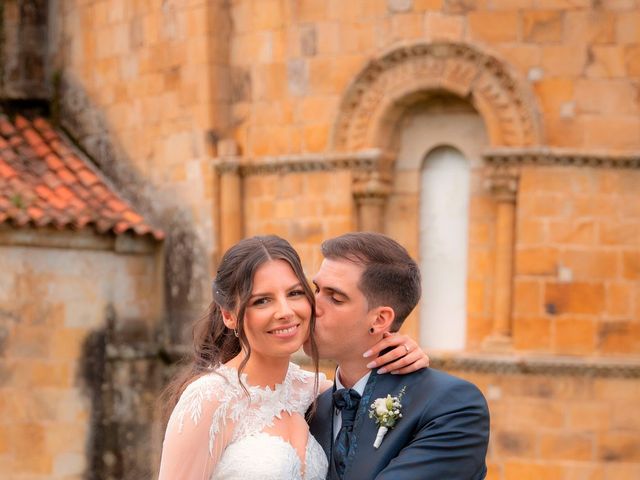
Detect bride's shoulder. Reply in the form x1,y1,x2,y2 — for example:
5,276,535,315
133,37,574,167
176,368,240,410
171,369,241,430
287,362,326,384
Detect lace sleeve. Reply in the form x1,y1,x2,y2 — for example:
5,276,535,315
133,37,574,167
158,374,234,480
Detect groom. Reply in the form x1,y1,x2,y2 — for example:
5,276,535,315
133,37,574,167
308,232,489,479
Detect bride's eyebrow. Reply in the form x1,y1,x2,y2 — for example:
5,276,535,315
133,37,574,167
249,283,303,299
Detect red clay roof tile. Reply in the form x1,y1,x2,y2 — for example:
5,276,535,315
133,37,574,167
0,113,163,240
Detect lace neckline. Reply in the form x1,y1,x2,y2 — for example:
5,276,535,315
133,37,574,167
215,362,302,397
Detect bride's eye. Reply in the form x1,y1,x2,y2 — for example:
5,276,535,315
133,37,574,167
252,297,269,306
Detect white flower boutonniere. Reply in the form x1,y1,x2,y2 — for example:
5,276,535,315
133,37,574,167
368,386,406,449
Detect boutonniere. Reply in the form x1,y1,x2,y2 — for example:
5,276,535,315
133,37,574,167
368,386,406,448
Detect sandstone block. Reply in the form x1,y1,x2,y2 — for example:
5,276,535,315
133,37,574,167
598,320,640,354
467,11,519,43
597,432,640,462
513,279,543,315
554,317,597,354
294,0,328,23
564,11,616,44
548,220,597,246
391,13,424,39
586,46,627,78
523,10,564,43
515,246,558,276
534,77,574,114
582,116,640,150
539,432,594,461
544,282,605,315
567,401,611,431
494,429,537,458
424,12,465,42
541,45,588,76
513,316,552,351
503,460,564,480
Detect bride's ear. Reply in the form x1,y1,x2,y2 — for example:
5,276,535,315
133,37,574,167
221,309,237,330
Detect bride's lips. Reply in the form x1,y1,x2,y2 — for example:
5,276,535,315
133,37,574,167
268,323,301,339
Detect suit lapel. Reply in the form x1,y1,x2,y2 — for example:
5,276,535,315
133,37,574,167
344,371,406,478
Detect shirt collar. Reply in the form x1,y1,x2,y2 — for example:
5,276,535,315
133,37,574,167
335,367,371,396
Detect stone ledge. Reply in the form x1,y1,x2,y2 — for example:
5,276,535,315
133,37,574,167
430,352,640,378
484,148,640,169
0,226,157,253
144,346,640,379
214,148,640,177
213,150,387,176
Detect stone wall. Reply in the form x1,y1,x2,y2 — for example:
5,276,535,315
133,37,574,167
443,360,640,480
514,166,640,356
0,229,164,479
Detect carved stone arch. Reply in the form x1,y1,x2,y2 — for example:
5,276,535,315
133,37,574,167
332,41,543,151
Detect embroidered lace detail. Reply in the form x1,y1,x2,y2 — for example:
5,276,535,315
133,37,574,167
175,363,320,451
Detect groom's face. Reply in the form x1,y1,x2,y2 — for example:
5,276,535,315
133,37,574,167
310,258,373,362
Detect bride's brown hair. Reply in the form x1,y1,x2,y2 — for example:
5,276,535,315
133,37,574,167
163,235,319,416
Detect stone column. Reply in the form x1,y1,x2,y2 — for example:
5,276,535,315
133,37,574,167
352,169,391,232
483,166,519,351
215,140,243,255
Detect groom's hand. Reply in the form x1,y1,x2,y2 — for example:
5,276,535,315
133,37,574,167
363,332,430,374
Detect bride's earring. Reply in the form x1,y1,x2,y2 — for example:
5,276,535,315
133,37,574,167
233,327,239,337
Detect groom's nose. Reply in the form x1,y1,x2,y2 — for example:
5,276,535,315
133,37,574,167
314,296,324,318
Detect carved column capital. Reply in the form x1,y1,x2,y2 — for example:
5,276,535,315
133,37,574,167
352,169,392,201
351,160,393,232
484,166,520,203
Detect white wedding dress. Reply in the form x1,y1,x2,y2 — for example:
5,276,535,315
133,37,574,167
158,363,328,480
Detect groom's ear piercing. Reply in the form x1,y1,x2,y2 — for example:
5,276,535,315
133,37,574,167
369,327,375,334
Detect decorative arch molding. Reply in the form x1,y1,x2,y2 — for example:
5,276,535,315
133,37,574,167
332,41,544,151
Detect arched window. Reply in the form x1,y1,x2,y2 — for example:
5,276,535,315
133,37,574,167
419,146,470,350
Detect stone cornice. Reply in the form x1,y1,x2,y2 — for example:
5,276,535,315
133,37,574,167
214,148,640,177
483,148,640,169
430,353,640,378
213,150,390,176
0,226,156,254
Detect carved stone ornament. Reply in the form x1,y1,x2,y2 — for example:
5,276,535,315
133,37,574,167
484,147,640,170
484,165,519,203
332,41,543,150
213,157,241,175
213,150,386,177
352,169,392,200
429,353,640,379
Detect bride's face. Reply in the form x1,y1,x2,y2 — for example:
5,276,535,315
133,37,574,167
241,259,312,359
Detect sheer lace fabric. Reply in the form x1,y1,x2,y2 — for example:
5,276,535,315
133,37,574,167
158,363,328,480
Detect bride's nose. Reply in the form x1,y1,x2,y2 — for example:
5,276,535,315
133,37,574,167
274,297,294,319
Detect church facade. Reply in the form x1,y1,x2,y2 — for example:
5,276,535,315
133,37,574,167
1,0,639,478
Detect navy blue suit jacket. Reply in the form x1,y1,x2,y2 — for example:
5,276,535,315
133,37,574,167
308,368,489,480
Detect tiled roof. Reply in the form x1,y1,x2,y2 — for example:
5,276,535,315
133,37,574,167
0,114,163,240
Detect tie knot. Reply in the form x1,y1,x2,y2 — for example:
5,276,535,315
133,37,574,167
333,388,361,411
333,388,361,428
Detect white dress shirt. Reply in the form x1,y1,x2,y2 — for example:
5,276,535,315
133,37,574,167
333,368,371,440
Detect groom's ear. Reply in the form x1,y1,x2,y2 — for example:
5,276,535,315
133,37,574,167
369,306,395,333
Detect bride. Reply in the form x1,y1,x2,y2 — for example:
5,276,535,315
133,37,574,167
158,235,426,479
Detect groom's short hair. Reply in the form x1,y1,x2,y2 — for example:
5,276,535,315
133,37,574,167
321,232,421,331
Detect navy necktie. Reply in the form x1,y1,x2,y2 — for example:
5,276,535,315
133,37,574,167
332,388,361,478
